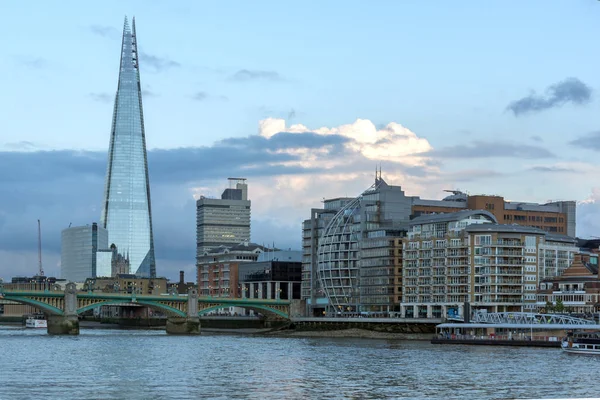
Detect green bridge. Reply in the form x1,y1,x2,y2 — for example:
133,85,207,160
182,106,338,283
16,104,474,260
0,283,292,335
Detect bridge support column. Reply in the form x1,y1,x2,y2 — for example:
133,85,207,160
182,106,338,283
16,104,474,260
166,287,201,335
47,282,79,335
47,315,79,335
166,317,200,334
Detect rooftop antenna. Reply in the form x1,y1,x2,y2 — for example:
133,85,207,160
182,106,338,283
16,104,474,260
37,219,44,277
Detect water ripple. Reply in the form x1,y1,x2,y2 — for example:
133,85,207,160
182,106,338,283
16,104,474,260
0,328,599,399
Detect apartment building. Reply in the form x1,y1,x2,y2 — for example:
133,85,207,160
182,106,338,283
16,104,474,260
536,253,600,315
402,210,580,319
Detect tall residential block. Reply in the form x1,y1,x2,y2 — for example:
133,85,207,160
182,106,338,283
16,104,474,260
401,210,579,319
196,178,251,257
100,16,156,277
61,223,108,282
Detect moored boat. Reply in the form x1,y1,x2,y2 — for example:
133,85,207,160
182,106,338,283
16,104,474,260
25,316,47,329
561,331,600,355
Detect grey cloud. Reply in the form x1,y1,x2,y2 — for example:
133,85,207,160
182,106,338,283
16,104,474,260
529,166,577,173
0,131,352,186
507,78,592,116
531,135,543,142
230,69,283,82
219,131,351,152
89,92,113,103
570,131,600,151
191,91,227,102
139,51,181,73
15,56,47,69
193,92,208,101
90,25,119,38
3,141,37,151
424,141,555,159
142,89,158,98
434,169,505,184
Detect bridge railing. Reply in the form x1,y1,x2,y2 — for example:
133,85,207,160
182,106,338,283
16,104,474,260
471,312,595,325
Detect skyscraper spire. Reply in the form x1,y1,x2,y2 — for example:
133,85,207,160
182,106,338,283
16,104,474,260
101,17,156,278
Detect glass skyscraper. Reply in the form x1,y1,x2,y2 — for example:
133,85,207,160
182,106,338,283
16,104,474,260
100,16,156,277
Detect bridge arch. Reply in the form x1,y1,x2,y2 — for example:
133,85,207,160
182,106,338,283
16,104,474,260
76,300,187,317
198,304,289,319
2,297,64,316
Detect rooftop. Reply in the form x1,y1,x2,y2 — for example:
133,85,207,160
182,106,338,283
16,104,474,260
409,210,497,226
465,224,547,235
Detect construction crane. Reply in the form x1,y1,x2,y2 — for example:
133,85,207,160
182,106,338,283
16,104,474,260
37,219,44,277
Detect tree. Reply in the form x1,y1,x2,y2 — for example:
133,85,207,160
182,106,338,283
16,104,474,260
545,301,554,313
555,299,565,313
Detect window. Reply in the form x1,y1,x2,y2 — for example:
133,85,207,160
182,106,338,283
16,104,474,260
475,235,491,246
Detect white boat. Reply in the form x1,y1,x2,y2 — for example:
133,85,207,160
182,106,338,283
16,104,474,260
25,316,47,329
561,331,600,355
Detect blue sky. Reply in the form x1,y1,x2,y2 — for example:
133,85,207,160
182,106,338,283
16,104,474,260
1,1,600,280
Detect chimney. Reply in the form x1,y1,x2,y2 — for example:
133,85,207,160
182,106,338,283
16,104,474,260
179,270,184,284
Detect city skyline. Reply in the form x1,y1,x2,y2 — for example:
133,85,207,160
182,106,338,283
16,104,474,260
1,1,600,281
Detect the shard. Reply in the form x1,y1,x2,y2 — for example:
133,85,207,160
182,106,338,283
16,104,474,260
100,16,156,277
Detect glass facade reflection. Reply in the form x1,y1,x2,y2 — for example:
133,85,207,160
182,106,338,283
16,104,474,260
100,16,156,277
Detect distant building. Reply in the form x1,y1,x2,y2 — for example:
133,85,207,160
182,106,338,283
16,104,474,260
239,250,303,301
411,191,576,237
95,244,130,278
84,274,167,295
61,223,108,282
196,178,251,257
197,242,267,298
167,271,196,295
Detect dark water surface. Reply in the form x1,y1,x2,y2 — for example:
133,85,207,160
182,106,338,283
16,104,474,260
0,326,598,399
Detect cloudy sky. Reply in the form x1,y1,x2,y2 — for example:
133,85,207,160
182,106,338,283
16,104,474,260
1,1,600,281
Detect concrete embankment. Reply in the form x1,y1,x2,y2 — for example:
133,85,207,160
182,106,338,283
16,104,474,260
266,328,431,340
431,338,560,347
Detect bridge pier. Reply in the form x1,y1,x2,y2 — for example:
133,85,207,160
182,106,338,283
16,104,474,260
47,315,79,335
166,317,201,334
166,287,201,335
47,283,79,335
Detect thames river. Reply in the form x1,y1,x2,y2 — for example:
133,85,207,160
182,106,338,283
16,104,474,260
1,326,599,400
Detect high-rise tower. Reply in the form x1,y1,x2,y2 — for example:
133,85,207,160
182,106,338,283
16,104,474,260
100,16,156,277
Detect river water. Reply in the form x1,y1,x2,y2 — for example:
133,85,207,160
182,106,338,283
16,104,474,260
1,326,599,400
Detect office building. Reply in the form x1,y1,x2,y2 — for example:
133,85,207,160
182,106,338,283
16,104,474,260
304,174,411,316
196,178,251,257
412,191,576,236
61,223,108,282
239,250,303,300
100,16,156,277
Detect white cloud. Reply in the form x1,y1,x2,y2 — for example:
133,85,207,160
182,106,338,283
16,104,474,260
258,118,433,165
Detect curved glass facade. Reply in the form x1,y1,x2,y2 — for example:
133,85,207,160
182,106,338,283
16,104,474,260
317,195,362,313
100,17,156,277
